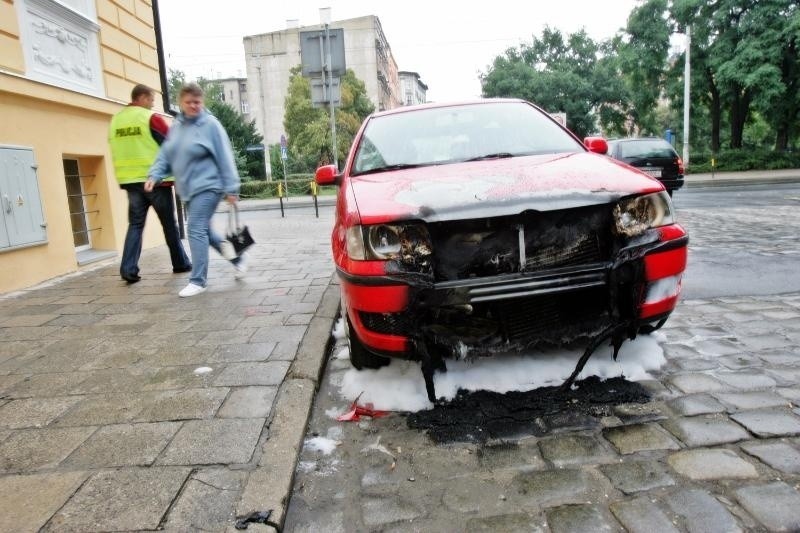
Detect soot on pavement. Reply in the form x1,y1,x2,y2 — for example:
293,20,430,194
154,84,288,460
406,376,650,444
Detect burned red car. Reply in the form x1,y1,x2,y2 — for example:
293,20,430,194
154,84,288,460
315,99,688,401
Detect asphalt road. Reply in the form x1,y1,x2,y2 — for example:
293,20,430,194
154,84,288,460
674,183,800,299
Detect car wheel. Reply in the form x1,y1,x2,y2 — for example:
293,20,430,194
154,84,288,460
346,317,391,370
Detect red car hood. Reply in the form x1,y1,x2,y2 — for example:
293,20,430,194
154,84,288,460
349,152,664,224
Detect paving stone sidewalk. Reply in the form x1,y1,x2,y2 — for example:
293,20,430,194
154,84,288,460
286,292,800,532
0,209,338,532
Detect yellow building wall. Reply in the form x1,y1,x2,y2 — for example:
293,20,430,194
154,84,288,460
0,0,174,293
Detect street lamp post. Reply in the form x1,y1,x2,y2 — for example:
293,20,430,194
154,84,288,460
683,26,691,168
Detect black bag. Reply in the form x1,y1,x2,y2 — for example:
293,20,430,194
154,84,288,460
226,203,255,255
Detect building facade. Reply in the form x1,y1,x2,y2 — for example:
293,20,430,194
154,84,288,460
398,71,428,106
216,77,251,122
243,15,402,148
0,0,169,293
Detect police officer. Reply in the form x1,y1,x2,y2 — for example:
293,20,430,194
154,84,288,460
109,84,191,283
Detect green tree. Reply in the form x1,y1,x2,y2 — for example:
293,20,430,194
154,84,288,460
671,0,800,150
166,68,185,110
282,66,374,172
618,0,671,135
481,27,627,139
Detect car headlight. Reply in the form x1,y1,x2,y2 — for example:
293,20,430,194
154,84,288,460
613,191,675,237
346,223,432,263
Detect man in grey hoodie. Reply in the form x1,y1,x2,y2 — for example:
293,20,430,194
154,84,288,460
145,82,246,297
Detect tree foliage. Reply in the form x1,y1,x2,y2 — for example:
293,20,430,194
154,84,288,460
282,66,375,173
481,27,627,139
482,0,800,155
617,0,671,135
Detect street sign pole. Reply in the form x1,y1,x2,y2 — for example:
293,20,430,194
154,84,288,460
325,22,337,170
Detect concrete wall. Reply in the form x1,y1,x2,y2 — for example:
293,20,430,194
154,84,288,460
0,0,169,293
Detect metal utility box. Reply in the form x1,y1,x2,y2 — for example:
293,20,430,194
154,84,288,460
0,146,47,251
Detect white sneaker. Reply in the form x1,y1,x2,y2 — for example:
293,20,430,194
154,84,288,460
233,252,248,279
219,241,237,260
179,283,207,297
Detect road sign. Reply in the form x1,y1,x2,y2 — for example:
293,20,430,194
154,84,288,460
310,77,340,107
280,135,287,149
280,146,288,160
299,28,346,77
245,144,265,152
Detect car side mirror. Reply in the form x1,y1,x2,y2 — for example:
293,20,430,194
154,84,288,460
315,164,339,185
583,136,608,155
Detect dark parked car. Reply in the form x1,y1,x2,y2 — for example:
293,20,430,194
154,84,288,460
315,100,688,401
607,137,684,195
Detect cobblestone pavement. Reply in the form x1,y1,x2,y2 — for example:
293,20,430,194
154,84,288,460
0,207,337,532
284,204,800,532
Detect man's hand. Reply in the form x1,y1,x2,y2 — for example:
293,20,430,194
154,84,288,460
226,194,239,205
143,179,155,192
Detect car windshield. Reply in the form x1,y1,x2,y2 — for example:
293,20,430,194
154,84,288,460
351,102,583,175
619,139,676,159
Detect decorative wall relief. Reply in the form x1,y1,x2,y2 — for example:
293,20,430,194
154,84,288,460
31,19,93,81
17,0,102,95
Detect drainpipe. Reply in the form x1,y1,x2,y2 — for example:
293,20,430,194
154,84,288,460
150,0,185,237
151,0,175,116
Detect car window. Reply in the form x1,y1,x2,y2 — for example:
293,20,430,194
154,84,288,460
619,139,676,159
352,102,584,174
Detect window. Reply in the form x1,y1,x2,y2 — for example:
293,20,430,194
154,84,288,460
241,101,249,114
63,158,96,250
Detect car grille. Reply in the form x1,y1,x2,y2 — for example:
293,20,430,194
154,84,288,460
493,287,609,343
428,205,613,282
359,286,611,348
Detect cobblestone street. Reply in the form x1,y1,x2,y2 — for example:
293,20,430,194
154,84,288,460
285,200,800,532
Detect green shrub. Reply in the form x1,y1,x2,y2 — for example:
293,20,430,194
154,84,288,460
688,148,800,173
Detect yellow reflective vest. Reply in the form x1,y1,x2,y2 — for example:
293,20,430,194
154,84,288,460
108,105,166,185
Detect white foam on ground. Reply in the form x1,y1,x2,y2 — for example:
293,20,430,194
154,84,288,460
337,334,667,413
303,436,340,455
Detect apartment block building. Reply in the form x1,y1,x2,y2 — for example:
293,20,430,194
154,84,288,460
0,0,170,292
399,71,428,106
243,15,402,147
216,77,251,122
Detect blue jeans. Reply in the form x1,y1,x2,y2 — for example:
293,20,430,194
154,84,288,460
185,190,240,287
120,184,191,278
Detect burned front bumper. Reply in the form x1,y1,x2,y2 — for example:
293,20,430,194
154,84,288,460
344,227,688,361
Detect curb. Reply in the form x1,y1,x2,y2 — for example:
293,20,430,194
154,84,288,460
685,176,800,188
234,278,340,531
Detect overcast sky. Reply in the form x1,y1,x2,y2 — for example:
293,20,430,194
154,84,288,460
158,0,641,102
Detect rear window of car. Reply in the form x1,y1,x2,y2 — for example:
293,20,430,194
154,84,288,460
618,139,676,159
352,102,584,175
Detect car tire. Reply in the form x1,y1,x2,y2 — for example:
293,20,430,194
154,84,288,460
346,317,391,370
